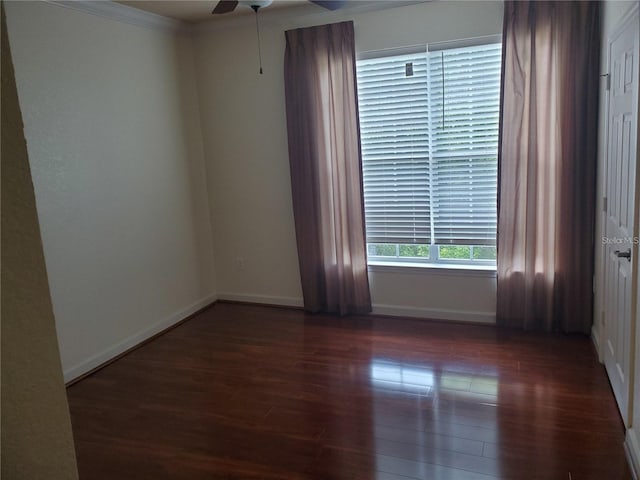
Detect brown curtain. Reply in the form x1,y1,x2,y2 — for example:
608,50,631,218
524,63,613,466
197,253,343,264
284,21,372,315
497,1,601,333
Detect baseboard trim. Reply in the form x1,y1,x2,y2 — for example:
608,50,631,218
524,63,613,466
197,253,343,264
63,293,494,385
626,428,640,480
217,292,304,309
372,303,495,324
216,292,494,324
64,293,217,385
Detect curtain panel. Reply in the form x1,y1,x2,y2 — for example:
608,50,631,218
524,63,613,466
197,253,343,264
497,1,601,333
284,21,372,315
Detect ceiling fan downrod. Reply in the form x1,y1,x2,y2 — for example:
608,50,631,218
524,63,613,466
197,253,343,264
252,5,264,75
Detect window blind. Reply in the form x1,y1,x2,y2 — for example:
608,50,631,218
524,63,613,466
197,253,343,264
356,42,501,247
429,44,501,245
356,52,431,244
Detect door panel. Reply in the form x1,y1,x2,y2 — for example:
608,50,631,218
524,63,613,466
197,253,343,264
603,12,638,427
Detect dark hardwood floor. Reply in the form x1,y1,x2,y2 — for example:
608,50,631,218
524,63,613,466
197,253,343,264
67,302,632,479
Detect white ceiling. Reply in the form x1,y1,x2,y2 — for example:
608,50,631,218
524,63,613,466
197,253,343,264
117,0,425,24
118,1,330,24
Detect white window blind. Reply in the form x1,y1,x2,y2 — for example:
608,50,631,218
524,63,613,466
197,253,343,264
357,52,431,244
356,42,502,248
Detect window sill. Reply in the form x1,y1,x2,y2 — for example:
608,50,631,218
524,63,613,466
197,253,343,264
367,261,497,277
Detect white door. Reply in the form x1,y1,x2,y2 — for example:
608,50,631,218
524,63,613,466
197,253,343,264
603,8,639,427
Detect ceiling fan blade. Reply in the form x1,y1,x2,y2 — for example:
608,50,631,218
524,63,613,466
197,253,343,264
212,0,239,14
309,0,347,10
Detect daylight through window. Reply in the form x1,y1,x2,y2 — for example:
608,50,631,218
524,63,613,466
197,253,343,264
356,41,502,266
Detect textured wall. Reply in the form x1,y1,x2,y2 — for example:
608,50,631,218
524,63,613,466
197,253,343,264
0,5,78,478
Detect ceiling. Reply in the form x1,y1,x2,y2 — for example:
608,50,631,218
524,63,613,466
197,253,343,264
118,1,325,24
117,0,422,24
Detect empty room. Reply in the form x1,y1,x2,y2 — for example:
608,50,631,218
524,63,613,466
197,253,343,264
2,0,640,479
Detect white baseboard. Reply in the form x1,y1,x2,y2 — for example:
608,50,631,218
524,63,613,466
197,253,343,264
372,303,495,324
63,292,491,383
591,324,603,362
217,292,304,308
63,293,217,383
626,428,640,480
216,292,494,324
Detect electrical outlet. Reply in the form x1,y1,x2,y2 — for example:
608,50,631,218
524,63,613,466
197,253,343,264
235,256,245,271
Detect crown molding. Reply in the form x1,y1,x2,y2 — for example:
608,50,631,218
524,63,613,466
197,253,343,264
45,1,190,34
43,0,430,36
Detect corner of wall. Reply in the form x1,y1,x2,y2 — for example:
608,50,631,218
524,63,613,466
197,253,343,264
63,292,218,383
626,428,640,480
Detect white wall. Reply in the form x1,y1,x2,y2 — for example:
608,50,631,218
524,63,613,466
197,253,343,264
3,1,502,385
5,1,216,381
2,6,78,475
192,1,503,322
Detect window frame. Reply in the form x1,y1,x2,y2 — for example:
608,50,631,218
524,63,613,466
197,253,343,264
366,243,497,267
357,35,502,270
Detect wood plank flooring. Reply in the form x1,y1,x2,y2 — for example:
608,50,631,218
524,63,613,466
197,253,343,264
66,303,632,479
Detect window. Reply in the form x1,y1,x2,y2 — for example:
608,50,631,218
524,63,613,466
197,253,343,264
356,40,502,266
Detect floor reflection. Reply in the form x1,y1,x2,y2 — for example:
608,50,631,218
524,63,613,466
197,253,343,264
67,304,632,479
370,361,435,395
369,358,501,479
